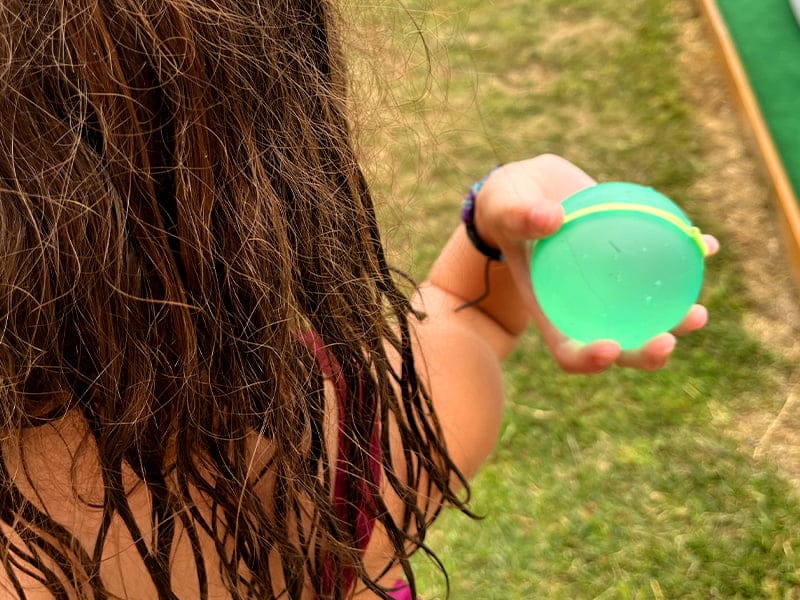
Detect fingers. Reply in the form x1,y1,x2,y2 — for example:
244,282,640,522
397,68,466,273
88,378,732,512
479,158,577,245
672,304,709,337
549,338,622,374
552,334,676,373
609,235,717,370
616,333,677,371
614,303,710,370
703,234,720,257
492,185,564,242
552,303,707,373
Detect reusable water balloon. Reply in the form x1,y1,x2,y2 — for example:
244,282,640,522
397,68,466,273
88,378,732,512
531,182,709,350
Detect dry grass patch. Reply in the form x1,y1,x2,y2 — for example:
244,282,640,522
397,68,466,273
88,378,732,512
674,0,800,489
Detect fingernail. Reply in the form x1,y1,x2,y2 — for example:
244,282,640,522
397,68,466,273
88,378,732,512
696,305,709,327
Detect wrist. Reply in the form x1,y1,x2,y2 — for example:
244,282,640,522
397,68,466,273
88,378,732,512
461,167,503,262
428,223,532,340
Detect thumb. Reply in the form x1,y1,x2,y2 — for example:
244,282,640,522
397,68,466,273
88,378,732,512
504,202,564,241
498,203,564,315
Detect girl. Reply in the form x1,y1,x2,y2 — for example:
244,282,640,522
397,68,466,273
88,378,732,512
0,1,715,598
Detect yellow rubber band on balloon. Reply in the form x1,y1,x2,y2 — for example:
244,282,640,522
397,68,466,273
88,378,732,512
562,202,710,257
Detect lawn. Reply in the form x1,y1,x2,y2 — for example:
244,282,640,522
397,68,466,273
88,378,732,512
351,0,800,597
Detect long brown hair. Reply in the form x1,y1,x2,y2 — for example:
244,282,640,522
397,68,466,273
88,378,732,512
0,1,467,597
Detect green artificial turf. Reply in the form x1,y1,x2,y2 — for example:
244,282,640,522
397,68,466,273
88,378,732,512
716,0,800,201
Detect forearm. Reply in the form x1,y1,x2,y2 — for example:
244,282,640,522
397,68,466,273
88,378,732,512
416,225,531,360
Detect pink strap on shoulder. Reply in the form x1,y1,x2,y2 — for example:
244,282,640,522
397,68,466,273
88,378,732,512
300,332,382,596
387,579,416,600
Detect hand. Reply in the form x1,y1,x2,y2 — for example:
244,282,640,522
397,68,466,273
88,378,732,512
474,154,719,374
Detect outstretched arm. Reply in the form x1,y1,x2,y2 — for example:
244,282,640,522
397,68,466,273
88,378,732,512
406,152,720,487
358,154,718,597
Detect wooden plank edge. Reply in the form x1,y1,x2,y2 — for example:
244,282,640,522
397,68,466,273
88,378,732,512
698,0,800,290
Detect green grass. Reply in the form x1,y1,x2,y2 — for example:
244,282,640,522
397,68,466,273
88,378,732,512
353,0,800,597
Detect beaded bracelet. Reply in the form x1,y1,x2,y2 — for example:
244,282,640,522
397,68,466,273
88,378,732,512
460,169,504,262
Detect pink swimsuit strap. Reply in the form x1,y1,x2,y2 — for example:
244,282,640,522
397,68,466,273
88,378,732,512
387,580,415,599
302,333,417,599
301,333,380,595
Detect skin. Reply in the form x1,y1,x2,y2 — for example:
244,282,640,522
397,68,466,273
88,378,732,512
357,154,719,597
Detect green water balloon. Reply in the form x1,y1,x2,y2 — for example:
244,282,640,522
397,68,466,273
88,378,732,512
531,182,708,349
